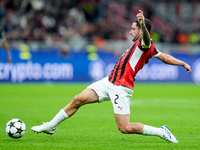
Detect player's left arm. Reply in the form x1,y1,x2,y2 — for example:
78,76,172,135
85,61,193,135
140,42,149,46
156,53,191,73
136,10,151,48
2,38,11,62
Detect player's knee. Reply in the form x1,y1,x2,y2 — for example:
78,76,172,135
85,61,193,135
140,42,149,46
118,124,141,134
118,126,130,134
72,94,86,107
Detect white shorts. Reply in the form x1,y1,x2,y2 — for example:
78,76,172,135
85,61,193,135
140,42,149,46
87,77,133,115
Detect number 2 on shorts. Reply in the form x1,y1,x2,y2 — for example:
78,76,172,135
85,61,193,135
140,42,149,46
114,94,119,104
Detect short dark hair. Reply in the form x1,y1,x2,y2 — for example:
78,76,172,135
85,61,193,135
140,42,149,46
133,18,151,33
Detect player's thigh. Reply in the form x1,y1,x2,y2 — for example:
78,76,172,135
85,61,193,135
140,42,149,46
78,88,99,103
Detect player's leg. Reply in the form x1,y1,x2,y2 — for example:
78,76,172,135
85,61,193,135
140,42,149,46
31,77,109,134
115,114,163,135
109,84,146,133
109,83,178,143
48,88,99,127
114,114,178,143
63,88,99,117
47,77,110,129
31,88,99,134
114,114,144,134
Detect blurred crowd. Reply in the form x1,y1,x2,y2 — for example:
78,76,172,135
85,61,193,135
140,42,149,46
0,0,200,52
0,0,104,44
0,0,127,52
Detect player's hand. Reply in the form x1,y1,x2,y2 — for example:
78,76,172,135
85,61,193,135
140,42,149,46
136,10,145,27
183,63,191,73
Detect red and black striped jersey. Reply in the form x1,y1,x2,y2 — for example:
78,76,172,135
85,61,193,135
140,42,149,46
108,38,160,89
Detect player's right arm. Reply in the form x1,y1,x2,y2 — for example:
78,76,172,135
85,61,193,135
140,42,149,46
156,53,191,73
136,10,151,48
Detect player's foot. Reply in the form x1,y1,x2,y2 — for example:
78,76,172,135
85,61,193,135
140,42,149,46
160,125,179,143
31,122,55,135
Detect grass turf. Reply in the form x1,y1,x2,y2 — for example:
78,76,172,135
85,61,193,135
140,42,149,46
0,83,199,149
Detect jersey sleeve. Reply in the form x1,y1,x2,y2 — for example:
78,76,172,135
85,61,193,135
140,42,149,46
153,48,161,57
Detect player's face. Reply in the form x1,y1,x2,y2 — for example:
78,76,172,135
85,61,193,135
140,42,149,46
130,22,142,42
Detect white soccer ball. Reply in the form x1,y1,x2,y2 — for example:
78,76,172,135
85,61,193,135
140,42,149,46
6,118,26,139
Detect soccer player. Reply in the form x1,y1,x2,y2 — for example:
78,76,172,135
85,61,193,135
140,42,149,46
0,28,11,62
31,10,191,143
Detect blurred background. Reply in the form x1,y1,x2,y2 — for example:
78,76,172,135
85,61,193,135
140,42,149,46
0,0,200,84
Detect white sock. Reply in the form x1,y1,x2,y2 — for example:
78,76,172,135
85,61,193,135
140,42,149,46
48,109,69,128
142,125,163,137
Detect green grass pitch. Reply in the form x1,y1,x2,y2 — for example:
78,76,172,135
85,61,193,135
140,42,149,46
0,82,200,149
